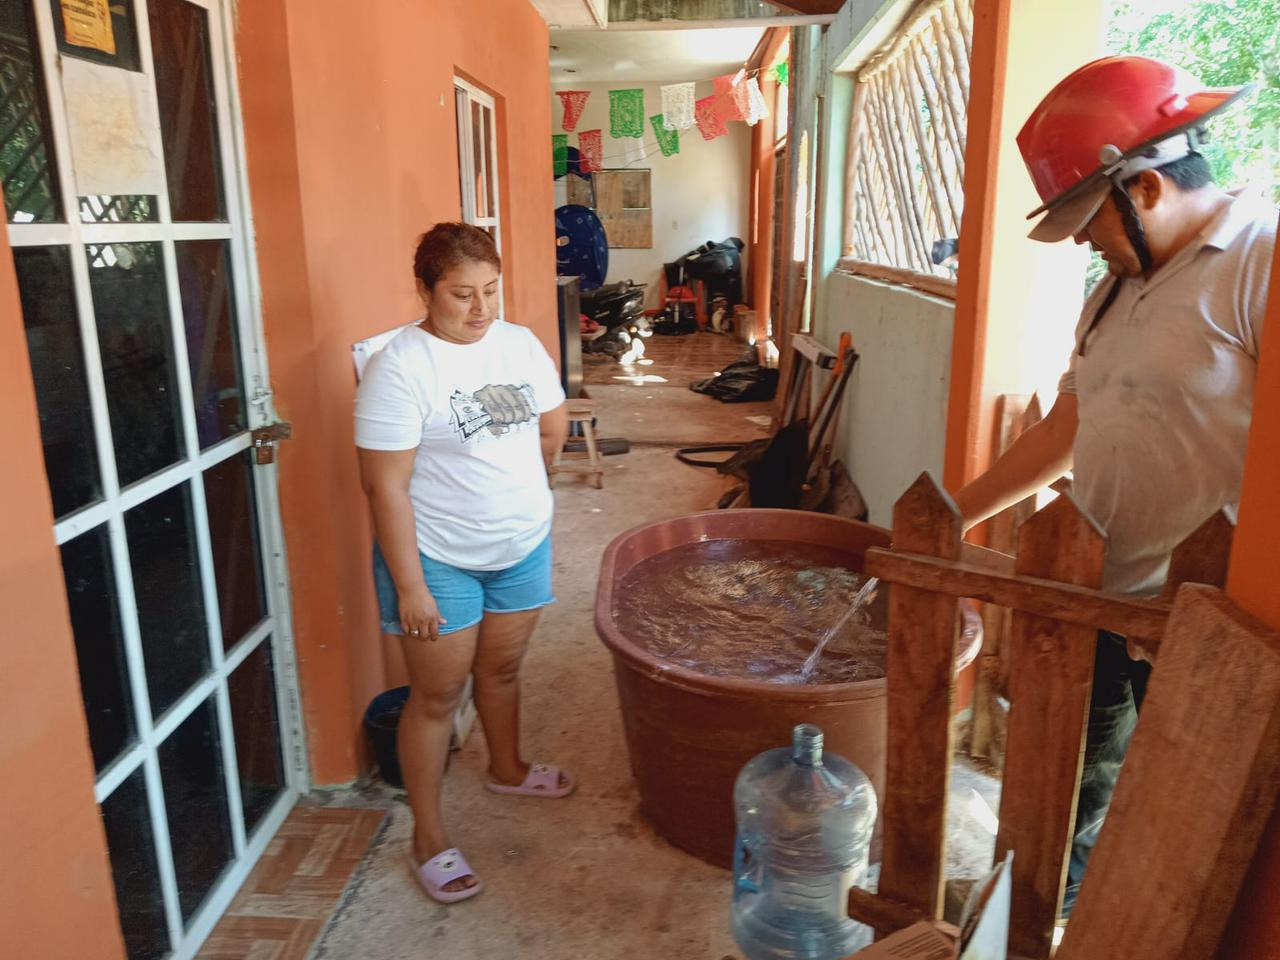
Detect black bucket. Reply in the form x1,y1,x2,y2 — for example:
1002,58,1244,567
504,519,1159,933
364,686,410,787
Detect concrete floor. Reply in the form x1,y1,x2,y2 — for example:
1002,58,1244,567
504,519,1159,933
310,335,998,959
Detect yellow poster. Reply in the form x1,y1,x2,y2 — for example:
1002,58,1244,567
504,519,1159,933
60,0,116,56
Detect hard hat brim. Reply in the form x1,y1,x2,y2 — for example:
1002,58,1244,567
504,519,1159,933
1028,182,1110,243
1023,81,1253,242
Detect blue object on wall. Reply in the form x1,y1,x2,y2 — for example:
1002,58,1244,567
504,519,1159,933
555,204,608,292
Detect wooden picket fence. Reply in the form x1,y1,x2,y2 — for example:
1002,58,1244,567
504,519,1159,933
845,473,1235,959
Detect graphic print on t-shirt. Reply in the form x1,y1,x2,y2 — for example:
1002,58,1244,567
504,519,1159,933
449,383,538,441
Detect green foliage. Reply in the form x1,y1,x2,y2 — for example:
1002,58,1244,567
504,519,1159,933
1084,250,1109,295
1108,0,1280,201
1,33,59,222
1080,0,1280,292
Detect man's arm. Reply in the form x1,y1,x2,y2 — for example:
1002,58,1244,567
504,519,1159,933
952,393,1078,532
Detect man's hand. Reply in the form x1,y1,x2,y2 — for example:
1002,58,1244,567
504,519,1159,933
476,384,535,434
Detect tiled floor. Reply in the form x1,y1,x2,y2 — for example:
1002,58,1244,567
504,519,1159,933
250,334,997,959
196,805,385,960
583,330,755,387
308,339,999,959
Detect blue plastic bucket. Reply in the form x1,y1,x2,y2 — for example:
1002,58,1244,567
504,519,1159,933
364,686,411,787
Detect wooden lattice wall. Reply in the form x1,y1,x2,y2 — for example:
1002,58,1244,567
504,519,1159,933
843,0,974,280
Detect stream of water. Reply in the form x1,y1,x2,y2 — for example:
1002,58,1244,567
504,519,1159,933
799,575,880,680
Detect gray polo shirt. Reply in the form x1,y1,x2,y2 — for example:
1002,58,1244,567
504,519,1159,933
1059,193,1276,595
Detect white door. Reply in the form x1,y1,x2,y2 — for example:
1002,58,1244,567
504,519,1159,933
2,0,306,957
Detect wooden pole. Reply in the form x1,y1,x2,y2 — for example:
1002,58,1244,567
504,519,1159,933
854,183,893,264
843,82,871,259
866,157,906,266
932,42,968,190
940,0,972,101
861,85,912,267
929,17,968,158
955,0,975,61
970,393,1038,761
856,0,948,79
836,258,957,301
916,39,966,189
997,494,1106,959
875,69,934,269
891,60,950,241
878,473,963,921
868,73,931,270
864,550,1170,645
906,40,963,234
852,218,873,263
1058,586,1280,960
1160,509,1235,601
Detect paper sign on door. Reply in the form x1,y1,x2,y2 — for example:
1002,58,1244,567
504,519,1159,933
60,0,116,55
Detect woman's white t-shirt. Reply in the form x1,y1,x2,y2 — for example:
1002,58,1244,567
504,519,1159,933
354,320,566,570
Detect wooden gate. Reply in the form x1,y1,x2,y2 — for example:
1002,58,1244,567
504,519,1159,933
845,472,1237,958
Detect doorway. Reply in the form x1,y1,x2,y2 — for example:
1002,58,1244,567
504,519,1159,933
2,0,304,956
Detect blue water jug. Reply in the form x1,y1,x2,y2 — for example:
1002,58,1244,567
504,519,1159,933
731,724,877,960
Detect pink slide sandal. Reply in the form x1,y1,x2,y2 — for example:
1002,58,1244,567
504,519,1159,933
485,762,575,798
411,848,484,904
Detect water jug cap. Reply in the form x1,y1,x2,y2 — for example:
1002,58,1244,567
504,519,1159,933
791,724,823,765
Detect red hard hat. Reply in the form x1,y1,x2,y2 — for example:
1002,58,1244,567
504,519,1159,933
1016,56,1250,242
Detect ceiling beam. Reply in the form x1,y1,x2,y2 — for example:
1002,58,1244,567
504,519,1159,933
746,24,789,71
586,14,835,31
770,0,846,14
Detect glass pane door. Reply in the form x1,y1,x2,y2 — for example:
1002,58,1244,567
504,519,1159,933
4,0,303,956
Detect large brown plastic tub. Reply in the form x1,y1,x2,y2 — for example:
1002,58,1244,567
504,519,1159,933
595,509,979,869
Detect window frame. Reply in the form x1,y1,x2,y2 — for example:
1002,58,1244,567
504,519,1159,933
839,0,974,297
453,76,504,316
5,0,308,954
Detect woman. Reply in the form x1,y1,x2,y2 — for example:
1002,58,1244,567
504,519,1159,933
355,223,571,904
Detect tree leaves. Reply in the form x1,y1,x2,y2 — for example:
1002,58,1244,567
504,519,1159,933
1109,0,1279,200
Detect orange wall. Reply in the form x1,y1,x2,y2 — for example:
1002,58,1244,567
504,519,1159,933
0,228,125,951
946,0,1100,491
237,0,556,783
1219,219,1280,958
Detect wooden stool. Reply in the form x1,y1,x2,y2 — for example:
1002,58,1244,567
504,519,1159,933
551,399,604,489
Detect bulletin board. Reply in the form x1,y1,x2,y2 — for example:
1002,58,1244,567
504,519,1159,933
593,169,652,249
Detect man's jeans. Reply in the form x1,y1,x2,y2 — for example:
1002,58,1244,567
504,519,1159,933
1061,630,1153,916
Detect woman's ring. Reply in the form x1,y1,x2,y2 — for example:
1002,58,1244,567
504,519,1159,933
410,628,421,637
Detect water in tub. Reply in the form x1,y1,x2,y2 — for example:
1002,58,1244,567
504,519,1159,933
615,539,885,684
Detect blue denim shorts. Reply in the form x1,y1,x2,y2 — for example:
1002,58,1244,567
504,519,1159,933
373,535,555,636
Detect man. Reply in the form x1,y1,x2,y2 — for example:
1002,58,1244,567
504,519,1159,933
952,56,1276,914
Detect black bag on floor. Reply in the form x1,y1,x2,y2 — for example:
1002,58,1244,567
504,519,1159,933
689,356,779,403
652,304,698,336
746,418,809,508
